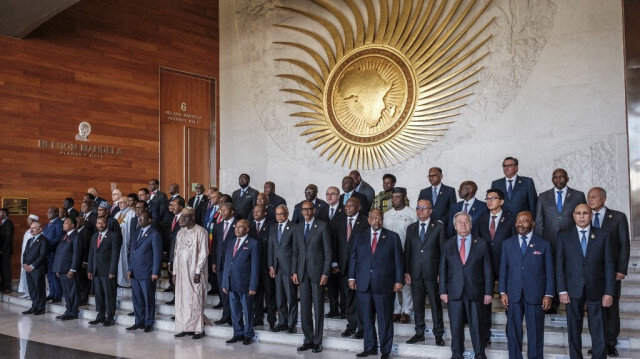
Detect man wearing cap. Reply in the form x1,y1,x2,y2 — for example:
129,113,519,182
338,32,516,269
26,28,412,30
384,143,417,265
19,214,39,297
383,187,417,324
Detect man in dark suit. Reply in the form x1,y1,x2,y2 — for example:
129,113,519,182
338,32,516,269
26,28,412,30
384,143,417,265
75,217,92,306
490,156,537,215
87,216,121,327
148,178,168,221
126,212,163,333
53,217,83,320
404,199,446,346
43,207,64,302
256,193,276,223
473,188,516,344
317,186,343,223
268,204,298,333
264,181,287,208
348,209,404,359
188,183,208,226
232,174,259,220
222,219,260,345
588,187,629,357
332,197,369,338
87,187,108,215
63,198,80,220
249,204,276,329
109,189,122,219
556,203,615,359
340,176,369,216
97,202,123,241
0,208,14,293
168,183,184,203
291,184,328,223
22,221,50,315
80,201,98,234
139,188,161,229
323,185,345,319
447,181,487,237
292,200,332,353
440,212,493,359
350,170,375,207
418,167,457,223
164,197,185,299
499,211,554,359
211,202,238,324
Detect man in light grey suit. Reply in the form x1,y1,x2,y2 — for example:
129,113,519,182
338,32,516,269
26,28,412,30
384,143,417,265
292,201,332,353
350,170,375,207
268,204,298,334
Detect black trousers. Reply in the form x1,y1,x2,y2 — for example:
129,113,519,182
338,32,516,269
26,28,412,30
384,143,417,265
326,272,344,314
341,275,362,332
447,296,486,359
0,251,12,291
59,273,79,316
77,266,90,304
604,280,622,348
254,268,276,326
566,289,606,359
93,275,117,319
26,270,46,311
412,277,444,337
216,270,231,320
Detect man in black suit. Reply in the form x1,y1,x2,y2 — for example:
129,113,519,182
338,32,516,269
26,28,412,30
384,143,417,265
322,185,345,319
87,187,108,215
81,201,98,234
87,216,121,327
588,187,630,357
63,198,79,220
440,212,493,359
109,189,122,219
404,199,446,346
256,193,276,223
292,200,332,353
75,217,92,306
490,157,537,215
232,174,259,220
348,209,404,359
168,183,184,203
291,184,328,223
557,203,615,359
350,170,375,207
97,202,122,242
264,181,287,208
268,204,298,333
418,167,457,223
0,208,14,293
22,221,49,315
188,183,208,225
473,188,516,344
340,176,369,216
53,217,82,320
317,186,343,224
447,181,488,237
211,202,238,324
249,204,276,329
148,179,168,221
164,197,185,301
139,188,161,229
331,197,369,338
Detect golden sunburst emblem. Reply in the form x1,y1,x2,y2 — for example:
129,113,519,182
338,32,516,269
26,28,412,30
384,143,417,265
276,0,494,169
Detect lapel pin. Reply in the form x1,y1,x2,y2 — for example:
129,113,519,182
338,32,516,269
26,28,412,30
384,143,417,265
500,218,505,223
286,227,289,230
314,224,317,228
382,235,387,239
474,239,477,243
518,180,522,184
609,214,613,218
431,223,434,227
471,207,475,211
591,234,595,239
529,244,534,247
567,193,571,197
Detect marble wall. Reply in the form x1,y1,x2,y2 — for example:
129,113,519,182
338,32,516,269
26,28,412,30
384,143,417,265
219,0,629,214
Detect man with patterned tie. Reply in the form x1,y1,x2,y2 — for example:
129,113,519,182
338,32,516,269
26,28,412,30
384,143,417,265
587,187,630,357
87,216,121,327
447,181,487,237
556,203,615,359
53,217,82,320
417,167,457,223
499,211,554,359
22,221,50,315
211,203,238,324
440,212,493,359
490,157,538,215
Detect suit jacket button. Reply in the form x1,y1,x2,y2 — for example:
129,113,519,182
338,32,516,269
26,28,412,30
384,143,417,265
370,270,373,272
420,250,424,253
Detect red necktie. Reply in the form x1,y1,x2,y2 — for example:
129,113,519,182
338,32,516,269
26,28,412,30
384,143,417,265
233,238,241,257
489,216,496,240
171,216,178,232
460,237,466,265
371,232,378,254
347,218,353,242
97,233,103,248
63,234,69,242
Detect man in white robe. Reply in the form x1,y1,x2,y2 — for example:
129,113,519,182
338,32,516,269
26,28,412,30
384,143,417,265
116,201,134,287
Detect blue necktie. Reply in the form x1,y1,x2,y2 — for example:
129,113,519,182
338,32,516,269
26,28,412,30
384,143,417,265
463,203,469,214
593,213,600,228
241,188,246,197
277,223,283,243
432,187,438,206
304,223,310,244
507,180,513,200
580,230,587,256
520,235,527,255
556,190,563,213
419,223,426,243
343,193,351,205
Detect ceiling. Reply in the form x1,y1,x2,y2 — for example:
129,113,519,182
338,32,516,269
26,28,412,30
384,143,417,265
0,0,79,39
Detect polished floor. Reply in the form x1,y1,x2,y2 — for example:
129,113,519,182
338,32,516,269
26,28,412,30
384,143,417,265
0,303,358,359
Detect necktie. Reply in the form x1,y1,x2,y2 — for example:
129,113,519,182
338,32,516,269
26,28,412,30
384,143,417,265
194,195,200,209
97,233,103,248
371,231,378,254
343,193,351,205
556,191,563,213
330,207,335,220
304,223,310,244
580,230,587,256
27,237,35,249
63,234,69,243
593,213,600,228
432,187,438,206
490,215,497,240
460,237,466,265
347,217,353,242
223,221,230,239
233,238,241,257
521,235,527,255
241,188,246,197
171,216,178,232
277,223,283,243
256,222,261,233
419,223,426,242
507,180,513,200
463,203,469,214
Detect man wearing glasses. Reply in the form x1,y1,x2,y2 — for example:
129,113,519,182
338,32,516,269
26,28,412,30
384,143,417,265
490,157,537,215
291,184,328,224
317,186,343,223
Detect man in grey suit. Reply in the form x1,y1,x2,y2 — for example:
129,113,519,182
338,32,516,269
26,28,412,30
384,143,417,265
292,201,332,353
268,204,298,333
350,170,375,207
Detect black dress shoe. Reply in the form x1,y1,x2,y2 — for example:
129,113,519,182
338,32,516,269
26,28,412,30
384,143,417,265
213,303,223,309
207,289,217,295
312,344,322,353
381,354,389,359
486,338,491,346
608,346,619,357
588,350,593,354
242,337,253,345
2,289,11,294
297,343,314,351
174,332,195,337
61,315,78,321
22,309,35,315
341,328,355,337
435,336,445,346
56,314,67,319
354,331,364,339
406,334,425,344
226,336,243,344
164,286,174,293
126,324,143,330
127,312,135,316
254,321,265,327
45,295,55,301
356,348,378,357
89,318,105,325
192,332,206,340
214,318,231,325
79,301,88,306
171,316,175,320
166,299,175,306
103,319,116,327
270,324,284,332
288,326,297,333
545,308,558,315
144,326,153,333
50,297,62,303
325,312,339,318
34,310,45,315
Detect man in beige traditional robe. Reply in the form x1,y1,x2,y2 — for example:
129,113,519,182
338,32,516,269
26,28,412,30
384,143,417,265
173,207,211,339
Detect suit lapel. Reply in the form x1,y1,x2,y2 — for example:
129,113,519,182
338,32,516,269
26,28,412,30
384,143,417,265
584,227,597,258
373,230,386,257
421,222,437,249
524,235,537,257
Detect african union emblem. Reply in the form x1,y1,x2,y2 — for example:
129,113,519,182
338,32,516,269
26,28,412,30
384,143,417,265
276,0,494,169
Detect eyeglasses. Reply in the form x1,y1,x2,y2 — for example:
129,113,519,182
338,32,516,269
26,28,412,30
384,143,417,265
502,164,517,168
325,193,338,196
415,206,432,210
485,196,500,201
301,208,314,212
427,174,440,178
305,190,316,194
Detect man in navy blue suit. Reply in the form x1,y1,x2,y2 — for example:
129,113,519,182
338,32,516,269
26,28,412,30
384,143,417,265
44,207,64,303
211,202,238,324
417,167,457,223
22,221,50,315
126,211,163,333
53,217,83,320
222,219,260,345
440,212,493,359
447,181,487,237
499,211,554,359
490,157,537,215
557,203,615,359
348,209,404,359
